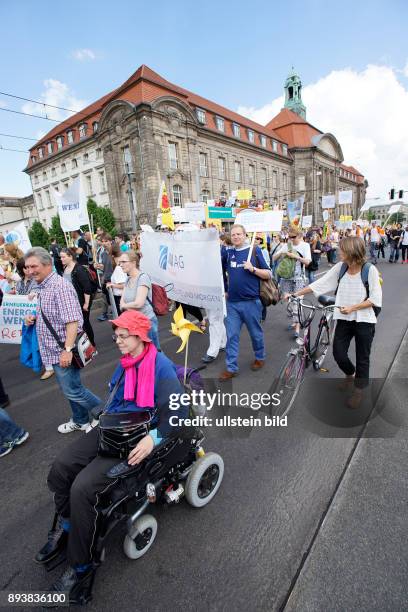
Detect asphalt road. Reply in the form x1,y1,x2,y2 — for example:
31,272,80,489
1,254,406,612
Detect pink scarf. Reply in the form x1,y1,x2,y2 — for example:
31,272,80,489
120,343,157,407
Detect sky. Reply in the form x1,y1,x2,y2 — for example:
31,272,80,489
1,0,408,202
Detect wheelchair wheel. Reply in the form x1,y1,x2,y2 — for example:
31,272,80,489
185,452,224,508
123,514,158,560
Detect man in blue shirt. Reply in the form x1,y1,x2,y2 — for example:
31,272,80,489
219,224,272,381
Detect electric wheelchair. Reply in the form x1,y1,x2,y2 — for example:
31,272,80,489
38,368,224,606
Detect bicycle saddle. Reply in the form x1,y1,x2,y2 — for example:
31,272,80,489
318,295,336,307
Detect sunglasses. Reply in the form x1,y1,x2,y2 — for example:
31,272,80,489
289,235,297,239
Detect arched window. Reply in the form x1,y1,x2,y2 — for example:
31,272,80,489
172,184,182,206
92,121,99,133
201,189,210,204
79,124,87,138
56,135,64,149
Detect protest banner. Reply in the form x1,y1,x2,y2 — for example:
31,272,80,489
0,294,37,344
140,229,225,311
302,215,312,228
321,195,335,209
52,177,89,231
4,222,32,253
184,203,205,224
235,209,283,232
287,197,303,227
207,206,235,220
236,189,252,200
338,190,353,205
158,182,174,230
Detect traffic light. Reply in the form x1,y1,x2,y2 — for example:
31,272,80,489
399,189,404,199
390,188,395,199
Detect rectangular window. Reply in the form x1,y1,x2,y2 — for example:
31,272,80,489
249,164,255,184
63,181,69,190
34,175,38,185
31,156,36,164
42,171,47,181
168,142,178,170
79,124,87,138
86,175,93,196
61,163,66,173
37,193,43,210
47,142,53,155
298,175,305,191
272,171,277,189
247,130,255,143
38,148,44,159
51,167,56,177
282,144,288,156
96,148,102,159
218,157,226,180
234,160,241,182
83,153,89,163
99,171,106,192
45,190,52,207
123,145,133,173
261,168,267,187
260,135,266,148
283,173,287,191
72,159,78,169
67,131,74,144
56,136,64,149
199,152,208,177
233,123,241,138
215,116,224,132
196,108,206,124
272,140,278,153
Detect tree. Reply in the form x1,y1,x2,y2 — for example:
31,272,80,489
28,221,50,249
85,198,116,235
49,215,67,246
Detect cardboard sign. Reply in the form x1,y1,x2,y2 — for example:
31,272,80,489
236,189,252,200
322,195,335,209
235,210,283,232
302,215,312,228
0,294,37,344
338,190,353,205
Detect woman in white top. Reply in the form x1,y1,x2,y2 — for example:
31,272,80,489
285,236,382,408
399,225,408,263
105,245,127,316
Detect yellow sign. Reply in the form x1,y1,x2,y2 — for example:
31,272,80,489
236,189,252,200
205,206,222,230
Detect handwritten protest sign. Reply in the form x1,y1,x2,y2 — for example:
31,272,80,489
0,294,37,344
235,209,283,232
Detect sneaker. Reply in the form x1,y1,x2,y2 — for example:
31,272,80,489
201,354,216,363
58,420,89,434
97,314,108,322
0,397,10,409
85,419,99,433
0,444,13,457
13,430,29,446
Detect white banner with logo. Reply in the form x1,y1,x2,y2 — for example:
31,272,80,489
140,229,224,311
52,177,89,231
0,294,37,344
338,190,353,205
321,195,336,209
235,210,283,232
4,222,32,253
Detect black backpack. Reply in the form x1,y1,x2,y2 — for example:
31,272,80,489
336,262,381,317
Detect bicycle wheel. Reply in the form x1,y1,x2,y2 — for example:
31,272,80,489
271,351,305,418
313,312,335,370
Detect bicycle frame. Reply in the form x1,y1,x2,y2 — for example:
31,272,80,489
291,297,334,367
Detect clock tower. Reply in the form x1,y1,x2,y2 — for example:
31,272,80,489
284,68,306,119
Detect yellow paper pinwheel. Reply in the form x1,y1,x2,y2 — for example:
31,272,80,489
171,305,203,353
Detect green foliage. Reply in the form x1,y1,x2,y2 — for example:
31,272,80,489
49,216,67,246
85,198,116,235
28,221,50,249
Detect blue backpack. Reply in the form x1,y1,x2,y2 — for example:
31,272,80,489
336,262,381,317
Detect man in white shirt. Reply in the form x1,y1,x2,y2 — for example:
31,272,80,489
369,222,380,264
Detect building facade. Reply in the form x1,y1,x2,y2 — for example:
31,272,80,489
24,67,366,229
0,195,36,232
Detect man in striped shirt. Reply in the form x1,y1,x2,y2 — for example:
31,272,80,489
25,247,101,433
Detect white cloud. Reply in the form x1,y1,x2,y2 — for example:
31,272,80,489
402,60,408,77
71,48,97,61
237,64,408,199
0,100,7,108
22,79,88,122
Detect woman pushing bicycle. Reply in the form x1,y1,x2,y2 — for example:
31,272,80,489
284,236,382,409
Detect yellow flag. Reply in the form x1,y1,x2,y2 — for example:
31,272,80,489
159,182,174,230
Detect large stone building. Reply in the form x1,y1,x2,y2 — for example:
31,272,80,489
0,195,36,232
24,66,366,229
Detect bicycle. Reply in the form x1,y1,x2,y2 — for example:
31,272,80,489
272,295,335,417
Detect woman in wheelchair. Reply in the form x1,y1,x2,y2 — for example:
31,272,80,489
35,310,187,602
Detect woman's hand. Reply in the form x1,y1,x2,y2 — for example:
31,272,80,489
339,305,355,315
25,314,36,326
127,435,154,465
283,292,293,301
286,252,299,259
82,304,89,312
243,261,254,272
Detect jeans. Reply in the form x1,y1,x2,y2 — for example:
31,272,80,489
401,245,408,261
0,408,24,446
53,365,101,425
333,320,375,389
225,299,265,372
389,243,399,262
148,316,161,350
369,242,378,263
